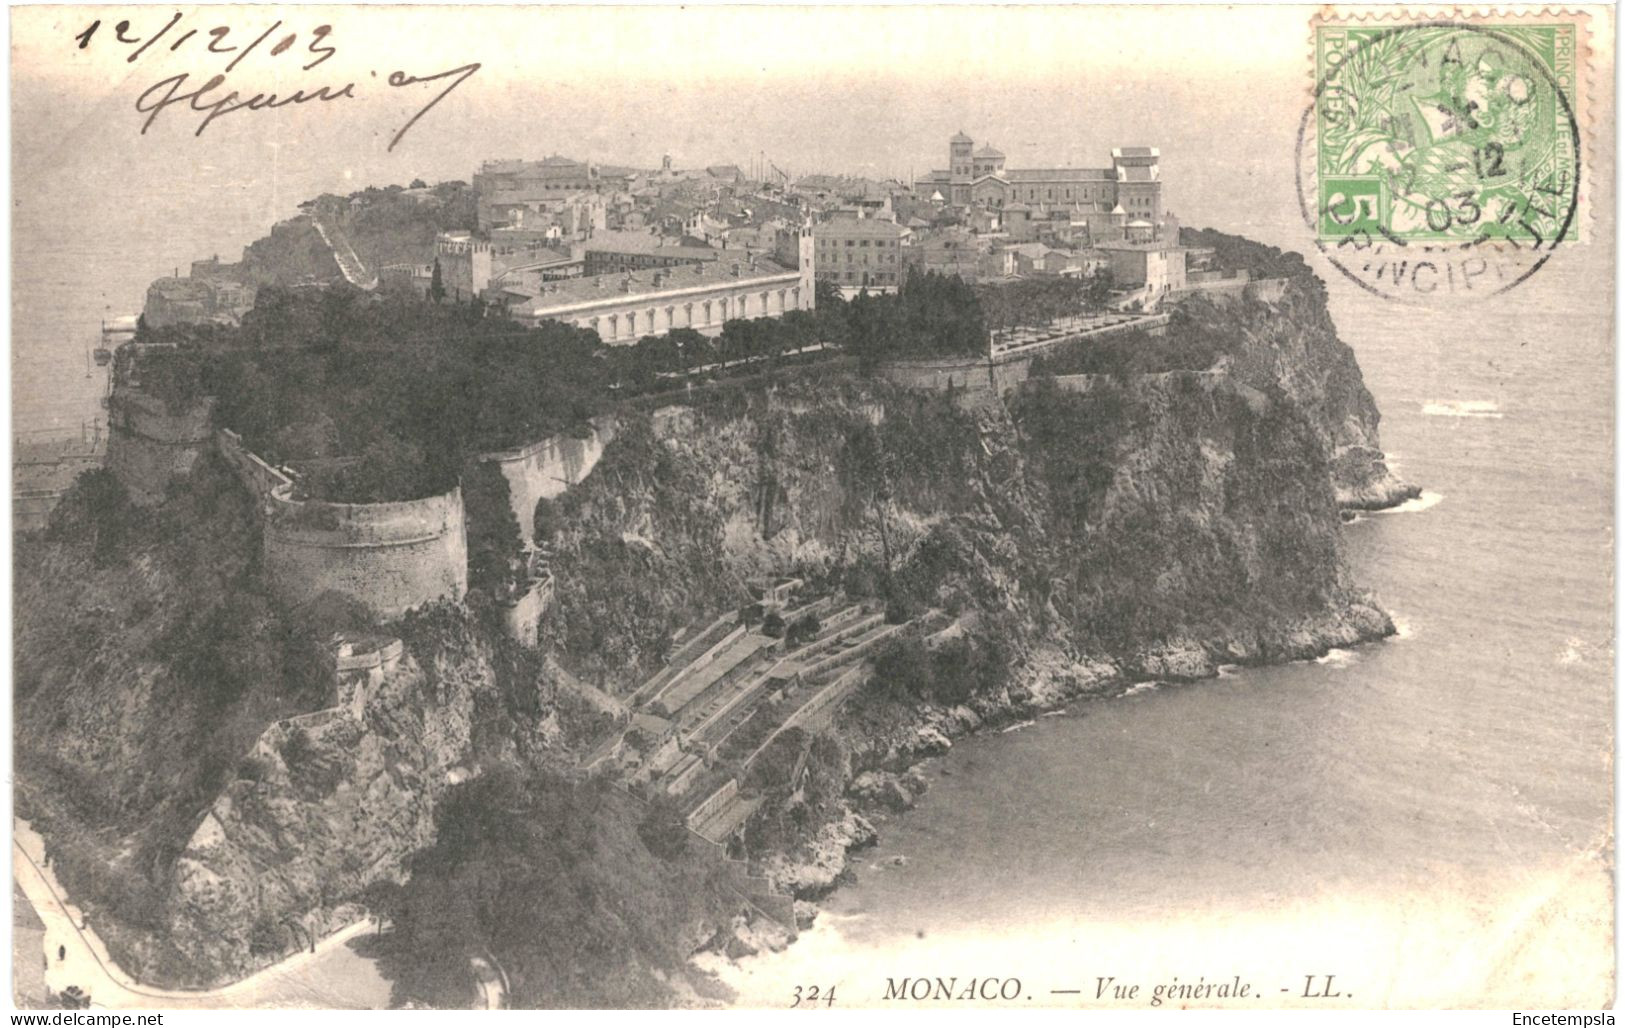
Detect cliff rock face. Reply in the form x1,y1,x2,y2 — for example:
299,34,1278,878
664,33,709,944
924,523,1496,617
165,624,530,984
13,459,565,987
15,272,1409,994
1183,280,1419,510
544,288,1400,703
534,295,1406,905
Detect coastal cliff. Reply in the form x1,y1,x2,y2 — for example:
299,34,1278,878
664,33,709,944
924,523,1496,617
13,263,1413,1001
538,278,1408,912
546,283,1399,697
1180,282,1418,511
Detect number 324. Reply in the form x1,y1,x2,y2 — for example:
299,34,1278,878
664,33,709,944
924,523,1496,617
791,985,837,1008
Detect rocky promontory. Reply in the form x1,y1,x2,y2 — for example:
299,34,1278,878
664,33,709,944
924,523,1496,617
14,229,1414,1003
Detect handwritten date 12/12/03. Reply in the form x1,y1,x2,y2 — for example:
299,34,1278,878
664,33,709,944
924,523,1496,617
75,14,478,152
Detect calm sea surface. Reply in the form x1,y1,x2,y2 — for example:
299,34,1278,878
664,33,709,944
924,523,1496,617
721,272,1615,1008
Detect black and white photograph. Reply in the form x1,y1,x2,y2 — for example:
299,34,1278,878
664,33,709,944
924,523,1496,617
7,3,1616,1012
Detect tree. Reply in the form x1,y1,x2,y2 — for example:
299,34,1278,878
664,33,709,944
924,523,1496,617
719,319,759,368
813,281,850,348
636,797,689,861
361,879,406,934
872,637,931,699
49,468,137,565
463,462,524,601
532,496,561,545
249,913,285,955
786,613,821,648
430,258,446,304
666,328,709,375
1087,267,1115,309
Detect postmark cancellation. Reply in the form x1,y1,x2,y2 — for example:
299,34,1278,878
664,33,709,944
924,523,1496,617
1298,7,1594,302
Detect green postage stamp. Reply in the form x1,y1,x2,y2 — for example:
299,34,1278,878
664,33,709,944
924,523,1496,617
1311,18,1582,248
1298,10,1590,302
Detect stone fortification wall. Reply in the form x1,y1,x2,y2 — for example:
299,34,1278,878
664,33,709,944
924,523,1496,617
1044,360,1231,398
263,484,468,620
877,355,1002,394
503,577,553,648
215,428,293,502
335,637,406,718
105,388,216,505
1246,277,1290,303
480,414,617,546
1173,275,1290,306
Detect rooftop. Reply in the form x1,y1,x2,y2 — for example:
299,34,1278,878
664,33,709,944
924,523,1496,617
632,712,674,738
479,156,596,181
1005,243,1061,259
512,256,798,317
814,218,909,238
1096,239,1185,252
584,230,726,259
1006,168,1114,182
974,144,1005,158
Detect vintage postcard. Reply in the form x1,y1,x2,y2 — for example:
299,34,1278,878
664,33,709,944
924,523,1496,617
8,3,1615,1013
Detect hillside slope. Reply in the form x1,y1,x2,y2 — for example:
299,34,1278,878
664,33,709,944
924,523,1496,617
14,268,1411,1002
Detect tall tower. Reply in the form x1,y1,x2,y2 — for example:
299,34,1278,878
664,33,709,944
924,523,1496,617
799,218,816,309
948,131,974,206
1111,147,1163,225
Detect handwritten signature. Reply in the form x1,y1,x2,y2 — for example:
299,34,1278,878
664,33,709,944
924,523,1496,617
76,14,479,151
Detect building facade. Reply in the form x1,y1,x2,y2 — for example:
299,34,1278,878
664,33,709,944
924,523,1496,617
473,157,628,231
1096,240,1188,295
510,226,816,344
915,134,1163,226
812,216,910,291
434,232,580,299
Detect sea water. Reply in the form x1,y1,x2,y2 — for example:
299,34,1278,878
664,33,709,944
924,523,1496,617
722,273,1614,1008
10,95,1612,1009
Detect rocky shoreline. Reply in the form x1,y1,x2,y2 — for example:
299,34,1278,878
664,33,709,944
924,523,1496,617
1332,446,1423,512
739,595,1395,943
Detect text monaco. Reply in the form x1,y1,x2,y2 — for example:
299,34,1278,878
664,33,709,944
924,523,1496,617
884,978,1026,1002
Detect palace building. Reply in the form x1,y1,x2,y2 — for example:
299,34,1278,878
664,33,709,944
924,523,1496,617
504,225,816,345
914,132,1163,226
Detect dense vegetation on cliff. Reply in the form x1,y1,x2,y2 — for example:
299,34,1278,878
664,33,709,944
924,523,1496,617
371,768,739,1008
18,216,1411,1003
236,181,478,287
308,182,478,272
131,287,858,504
1179,225,1316,280
13,456,374,976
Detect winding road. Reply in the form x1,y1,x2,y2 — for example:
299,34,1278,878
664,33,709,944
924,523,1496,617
12,820,392,1009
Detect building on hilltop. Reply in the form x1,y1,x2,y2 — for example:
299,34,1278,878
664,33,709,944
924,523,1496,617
812,216,911,292
480,190,607,241
914,132,1165,234
1095,238,1188,297
904,226,1012,283
506,226,815,344
433,232,581,300
579,230,751,277
143,275,256,328
473,157,631,231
